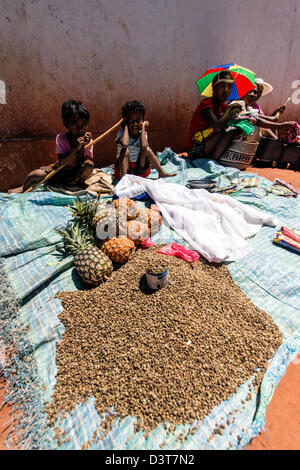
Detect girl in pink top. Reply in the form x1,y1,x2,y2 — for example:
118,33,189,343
20,100,94,192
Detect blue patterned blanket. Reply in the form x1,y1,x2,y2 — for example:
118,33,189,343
0,149,299,449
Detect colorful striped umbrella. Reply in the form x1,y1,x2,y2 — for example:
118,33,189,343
196,63,255,100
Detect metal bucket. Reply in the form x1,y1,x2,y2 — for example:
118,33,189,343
146,267,169,290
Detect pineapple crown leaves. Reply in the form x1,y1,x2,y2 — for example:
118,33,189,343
69,195,98,229
55,222,95,255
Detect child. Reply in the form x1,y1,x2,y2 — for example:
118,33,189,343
114,100,176,179
17,100,94,192
184,71,243,161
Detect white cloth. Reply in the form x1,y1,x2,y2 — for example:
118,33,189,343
115,175,276,263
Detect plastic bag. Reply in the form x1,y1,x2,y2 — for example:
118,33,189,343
156,243,200,262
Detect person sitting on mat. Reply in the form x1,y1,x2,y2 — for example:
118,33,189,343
114,100,176,180
253,78,287,119
252,80,278,139
180,70,244,161
237,87,294,142
10,100,94,193
253,79,297,141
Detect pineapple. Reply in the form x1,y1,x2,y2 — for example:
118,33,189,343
137,208,162,235
127,220,150,245
101,237,136,263
56,223,113,286
69,195,98,230
92,202,110,227
94,205,127,240
112,198,139,220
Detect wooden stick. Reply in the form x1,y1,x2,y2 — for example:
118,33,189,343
23,118,124,193
275,97,291,118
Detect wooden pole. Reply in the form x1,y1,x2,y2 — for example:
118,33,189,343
275,97,291,119
23,118,123,193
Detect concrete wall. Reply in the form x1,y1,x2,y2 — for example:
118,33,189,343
0,0,299,190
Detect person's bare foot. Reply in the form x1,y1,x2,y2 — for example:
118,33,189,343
8,186,23,193
158,171,177,178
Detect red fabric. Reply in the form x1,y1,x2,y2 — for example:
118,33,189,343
279,121,300,143
139,238,155,248
114,161,151,180
156,243,200,262
187,98,227,147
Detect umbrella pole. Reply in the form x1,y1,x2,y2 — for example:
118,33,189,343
23,118,124,193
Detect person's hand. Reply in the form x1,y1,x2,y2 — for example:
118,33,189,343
279,122,295,132
140,120,149,129
83,131,92,143
269,115,279,122
273,105,286,116
76,135,86,150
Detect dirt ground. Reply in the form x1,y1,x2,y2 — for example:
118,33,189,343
0,165,299,450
